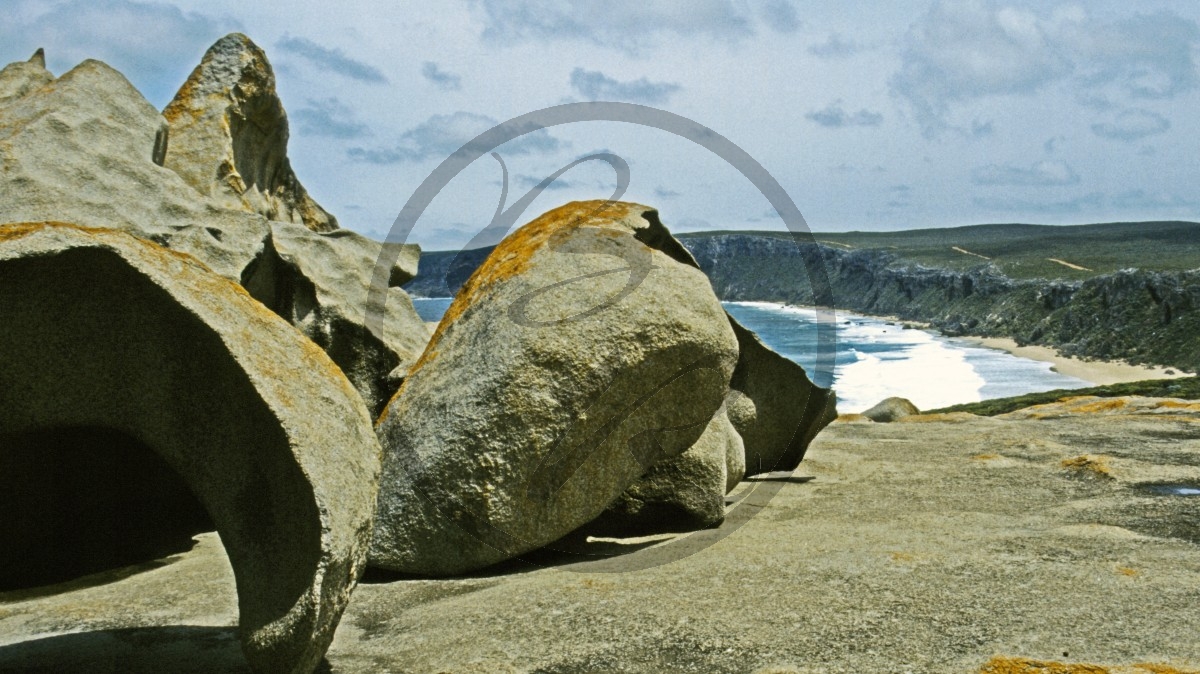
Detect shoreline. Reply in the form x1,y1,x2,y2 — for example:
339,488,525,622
735,300,1193,386
956,336,1192,386
423,298,1194,388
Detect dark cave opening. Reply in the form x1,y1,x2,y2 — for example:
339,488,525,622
0,426,215,592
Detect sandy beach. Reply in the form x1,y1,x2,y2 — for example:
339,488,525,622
960,336,1193,386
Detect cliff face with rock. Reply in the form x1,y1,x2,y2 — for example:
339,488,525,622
680,234,1200,373
410,233,1200,373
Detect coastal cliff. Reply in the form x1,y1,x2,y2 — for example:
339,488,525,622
407,224,1200,374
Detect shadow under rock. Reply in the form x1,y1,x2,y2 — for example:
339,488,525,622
361,527,670,583
0,626,337,674
0,626,256,673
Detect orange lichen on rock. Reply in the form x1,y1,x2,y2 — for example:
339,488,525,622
387,200,652,409
978,658,1200,674
1061,454,1114,479
1071,398,1129,414
979,656,1111,673
1155,400,1200,411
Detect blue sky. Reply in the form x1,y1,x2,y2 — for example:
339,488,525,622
4,0,1199,249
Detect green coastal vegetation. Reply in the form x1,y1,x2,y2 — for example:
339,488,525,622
929,376,1200,417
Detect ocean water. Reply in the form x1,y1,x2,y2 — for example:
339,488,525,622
410,297,1092,413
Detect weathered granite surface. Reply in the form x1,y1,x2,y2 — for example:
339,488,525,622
370,201,740,575
4,399,1198,672
0,222,382,673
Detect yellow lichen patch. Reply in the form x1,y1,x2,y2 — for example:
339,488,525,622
0,220,110,243
1071,399,1128,414
979,656,1109,674
1155,400,1200,411
1061,454,1114,479
389,200,650,400
1131,664,1200,674
896,412,978,423
1116,566,1139,577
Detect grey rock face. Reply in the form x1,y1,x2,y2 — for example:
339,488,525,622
0,44,428,414
162,33,337,232
727,317,838,476
370,201,740,575
599,409,743,532
862,397,921,423
0,49,53,107
0,56,269,280
0,222,381,673
243,222,428,417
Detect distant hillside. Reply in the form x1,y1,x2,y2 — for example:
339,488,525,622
404,220,1200,373
680,220,1200,281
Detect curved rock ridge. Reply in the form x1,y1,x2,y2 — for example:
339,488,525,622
727,317,838,476
0,46,427,415
163,33,338,233
370,200,741,575
0,222,381,674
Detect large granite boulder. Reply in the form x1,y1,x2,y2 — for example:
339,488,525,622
370,201,740,575
727,318,837,475
162,33,337,232
863,396,920,423
0,222,382,673
595,408,744,533
0,43,427,415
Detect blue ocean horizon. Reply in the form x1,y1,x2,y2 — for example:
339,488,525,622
410,297,1091,413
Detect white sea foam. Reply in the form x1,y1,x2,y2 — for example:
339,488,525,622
722,301,1091,414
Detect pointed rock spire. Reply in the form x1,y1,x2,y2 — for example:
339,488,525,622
0,47,53,107
162,33,338,232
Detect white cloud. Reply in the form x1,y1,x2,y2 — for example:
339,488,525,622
347,111,564,164
1069,11,1200,100
891,2,1200,137
805,101,883,128
891,1,1072,137
292,98,369,139
276,35,387,83
422,61,462,91
808,33,862,58
971,160,1080,187
1091,109,1171,141
569,68,681,104
467,0,760,53
972,192,1103,214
